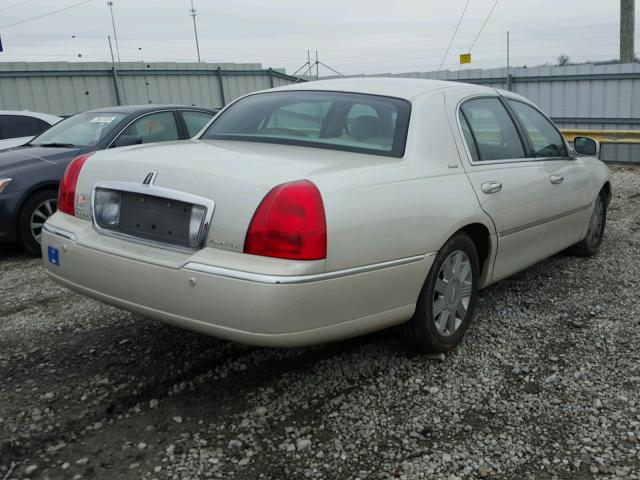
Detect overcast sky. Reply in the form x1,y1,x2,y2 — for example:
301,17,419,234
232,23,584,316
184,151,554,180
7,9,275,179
0,0,637,75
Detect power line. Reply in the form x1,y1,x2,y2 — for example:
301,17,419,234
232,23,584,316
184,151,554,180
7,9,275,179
0,0,96,28
467,0,500,53
0,0,36,13
458,0,499,71
439,0,471,71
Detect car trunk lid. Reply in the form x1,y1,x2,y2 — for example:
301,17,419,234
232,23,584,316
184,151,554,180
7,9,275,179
75,139,399,254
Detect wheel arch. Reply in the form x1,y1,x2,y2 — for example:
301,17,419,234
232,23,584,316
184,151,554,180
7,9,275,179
600,181,612,206
457,222,492,282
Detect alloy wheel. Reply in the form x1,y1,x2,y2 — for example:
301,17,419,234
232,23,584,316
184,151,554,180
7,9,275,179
587,196,604,247
433,250,473,337
30,198,57,244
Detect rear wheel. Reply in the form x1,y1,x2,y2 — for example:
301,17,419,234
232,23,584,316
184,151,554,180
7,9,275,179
568,192,607,257
400,232,479,353
18,189,58,256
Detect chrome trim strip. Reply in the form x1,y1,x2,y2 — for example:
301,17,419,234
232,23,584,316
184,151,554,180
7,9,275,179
91,181,215,252
499,203,592,237
43,223,76,241
184,255,427,285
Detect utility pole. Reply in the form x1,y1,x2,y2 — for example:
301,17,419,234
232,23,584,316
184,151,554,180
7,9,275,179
620,0,635,63
506,31,510,73
190,0,201,63
108,35,122,105
107,1,121,63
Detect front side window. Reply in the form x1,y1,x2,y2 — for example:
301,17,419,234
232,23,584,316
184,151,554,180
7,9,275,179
508,100,568,158
0,115,40,139
30,112,127,147
201,91,411,157
460,98,525,161
118,112,180,146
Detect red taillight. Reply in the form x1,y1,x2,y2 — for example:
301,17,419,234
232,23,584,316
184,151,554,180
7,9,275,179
58,153,93,215
244,180,327,260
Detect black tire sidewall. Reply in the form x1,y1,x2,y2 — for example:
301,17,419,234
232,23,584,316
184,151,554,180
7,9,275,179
586,194,607,254
18,189,58,256
411,233,480,352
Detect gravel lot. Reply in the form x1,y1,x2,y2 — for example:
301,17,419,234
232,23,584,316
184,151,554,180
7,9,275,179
1,164,639,480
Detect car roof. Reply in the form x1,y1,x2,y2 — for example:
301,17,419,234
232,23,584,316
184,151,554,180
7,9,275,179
0,110,62,124
270,77,495,101
83,105,220,115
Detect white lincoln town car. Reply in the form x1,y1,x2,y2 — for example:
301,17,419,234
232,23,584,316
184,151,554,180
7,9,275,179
42,79,610,352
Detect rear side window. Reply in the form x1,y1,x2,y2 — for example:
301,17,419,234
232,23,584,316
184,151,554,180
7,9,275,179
201,91,411,158
460,98,525,161
508,100,568,158
459,114,479,162
0,115,41,140
36,118,53,133
182,110,215,137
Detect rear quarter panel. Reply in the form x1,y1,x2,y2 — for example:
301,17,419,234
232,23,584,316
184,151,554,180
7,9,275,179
320,91,495,272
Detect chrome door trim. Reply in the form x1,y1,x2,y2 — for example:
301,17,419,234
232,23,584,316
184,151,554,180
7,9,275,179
184,254,427,285
90,181,215,252
499,202,592,237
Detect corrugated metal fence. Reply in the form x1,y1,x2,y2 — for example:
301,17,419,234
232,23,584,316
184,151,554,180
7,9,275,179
328,63,640,162
0,61,299,116
2,61,639,161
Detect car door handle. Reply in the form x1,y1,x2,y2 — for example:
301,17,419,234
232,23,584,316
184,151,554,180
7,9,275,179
481,181,502,194
550,174,564,184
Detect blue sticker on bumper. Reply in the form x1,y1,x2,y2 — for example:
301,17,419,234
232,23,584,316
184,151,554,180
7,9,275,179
48,246,60,266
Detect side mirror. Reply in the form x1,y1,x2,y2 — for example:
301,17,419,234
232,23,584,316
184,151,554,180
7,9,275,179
573,136,600,157
113,135,143,148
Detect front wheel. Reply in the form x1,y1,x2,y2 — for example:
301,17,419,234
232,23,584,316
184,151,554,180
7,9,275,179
400,232,480,353
568,192,607,257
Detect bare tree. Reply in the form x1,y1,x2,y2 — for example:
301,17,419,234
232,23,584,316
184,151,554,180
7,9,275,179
557,54,571,66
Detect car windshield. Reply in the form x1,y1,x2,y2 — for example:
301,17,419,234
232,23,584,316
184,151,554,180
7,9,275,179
30,112,127,147
201,91,411,157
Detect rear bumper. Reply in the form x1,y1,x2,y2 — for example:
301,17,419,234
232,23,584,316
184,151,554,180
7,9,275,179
42,214,433,347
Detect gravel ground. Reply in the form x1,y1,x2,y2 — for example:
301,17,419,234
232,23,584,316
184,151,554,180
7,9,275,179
1,164,639,480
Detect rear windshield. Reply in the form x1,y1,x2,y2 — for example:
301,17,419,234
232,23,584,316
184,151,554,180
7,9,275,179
200,91,411,157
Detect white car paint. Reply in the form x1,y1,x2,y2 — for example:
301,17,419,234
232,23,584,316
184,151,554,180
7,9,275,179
41,78,610,348
0,111,62,150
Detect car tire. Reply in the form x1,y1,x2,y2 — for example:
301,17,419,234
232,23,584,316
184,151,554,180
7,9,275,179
400,232,480,353
567,192,607,257
18,189,58,256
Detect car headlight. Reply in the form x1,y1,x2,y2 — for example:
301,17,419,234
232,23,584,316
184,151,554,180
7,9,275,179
0,178,12,193
94,189,121,226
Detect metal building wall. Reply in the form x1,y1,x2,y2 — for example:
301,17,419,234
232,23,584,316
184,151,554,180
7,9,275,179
327,62,640,162
0,61,299,116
